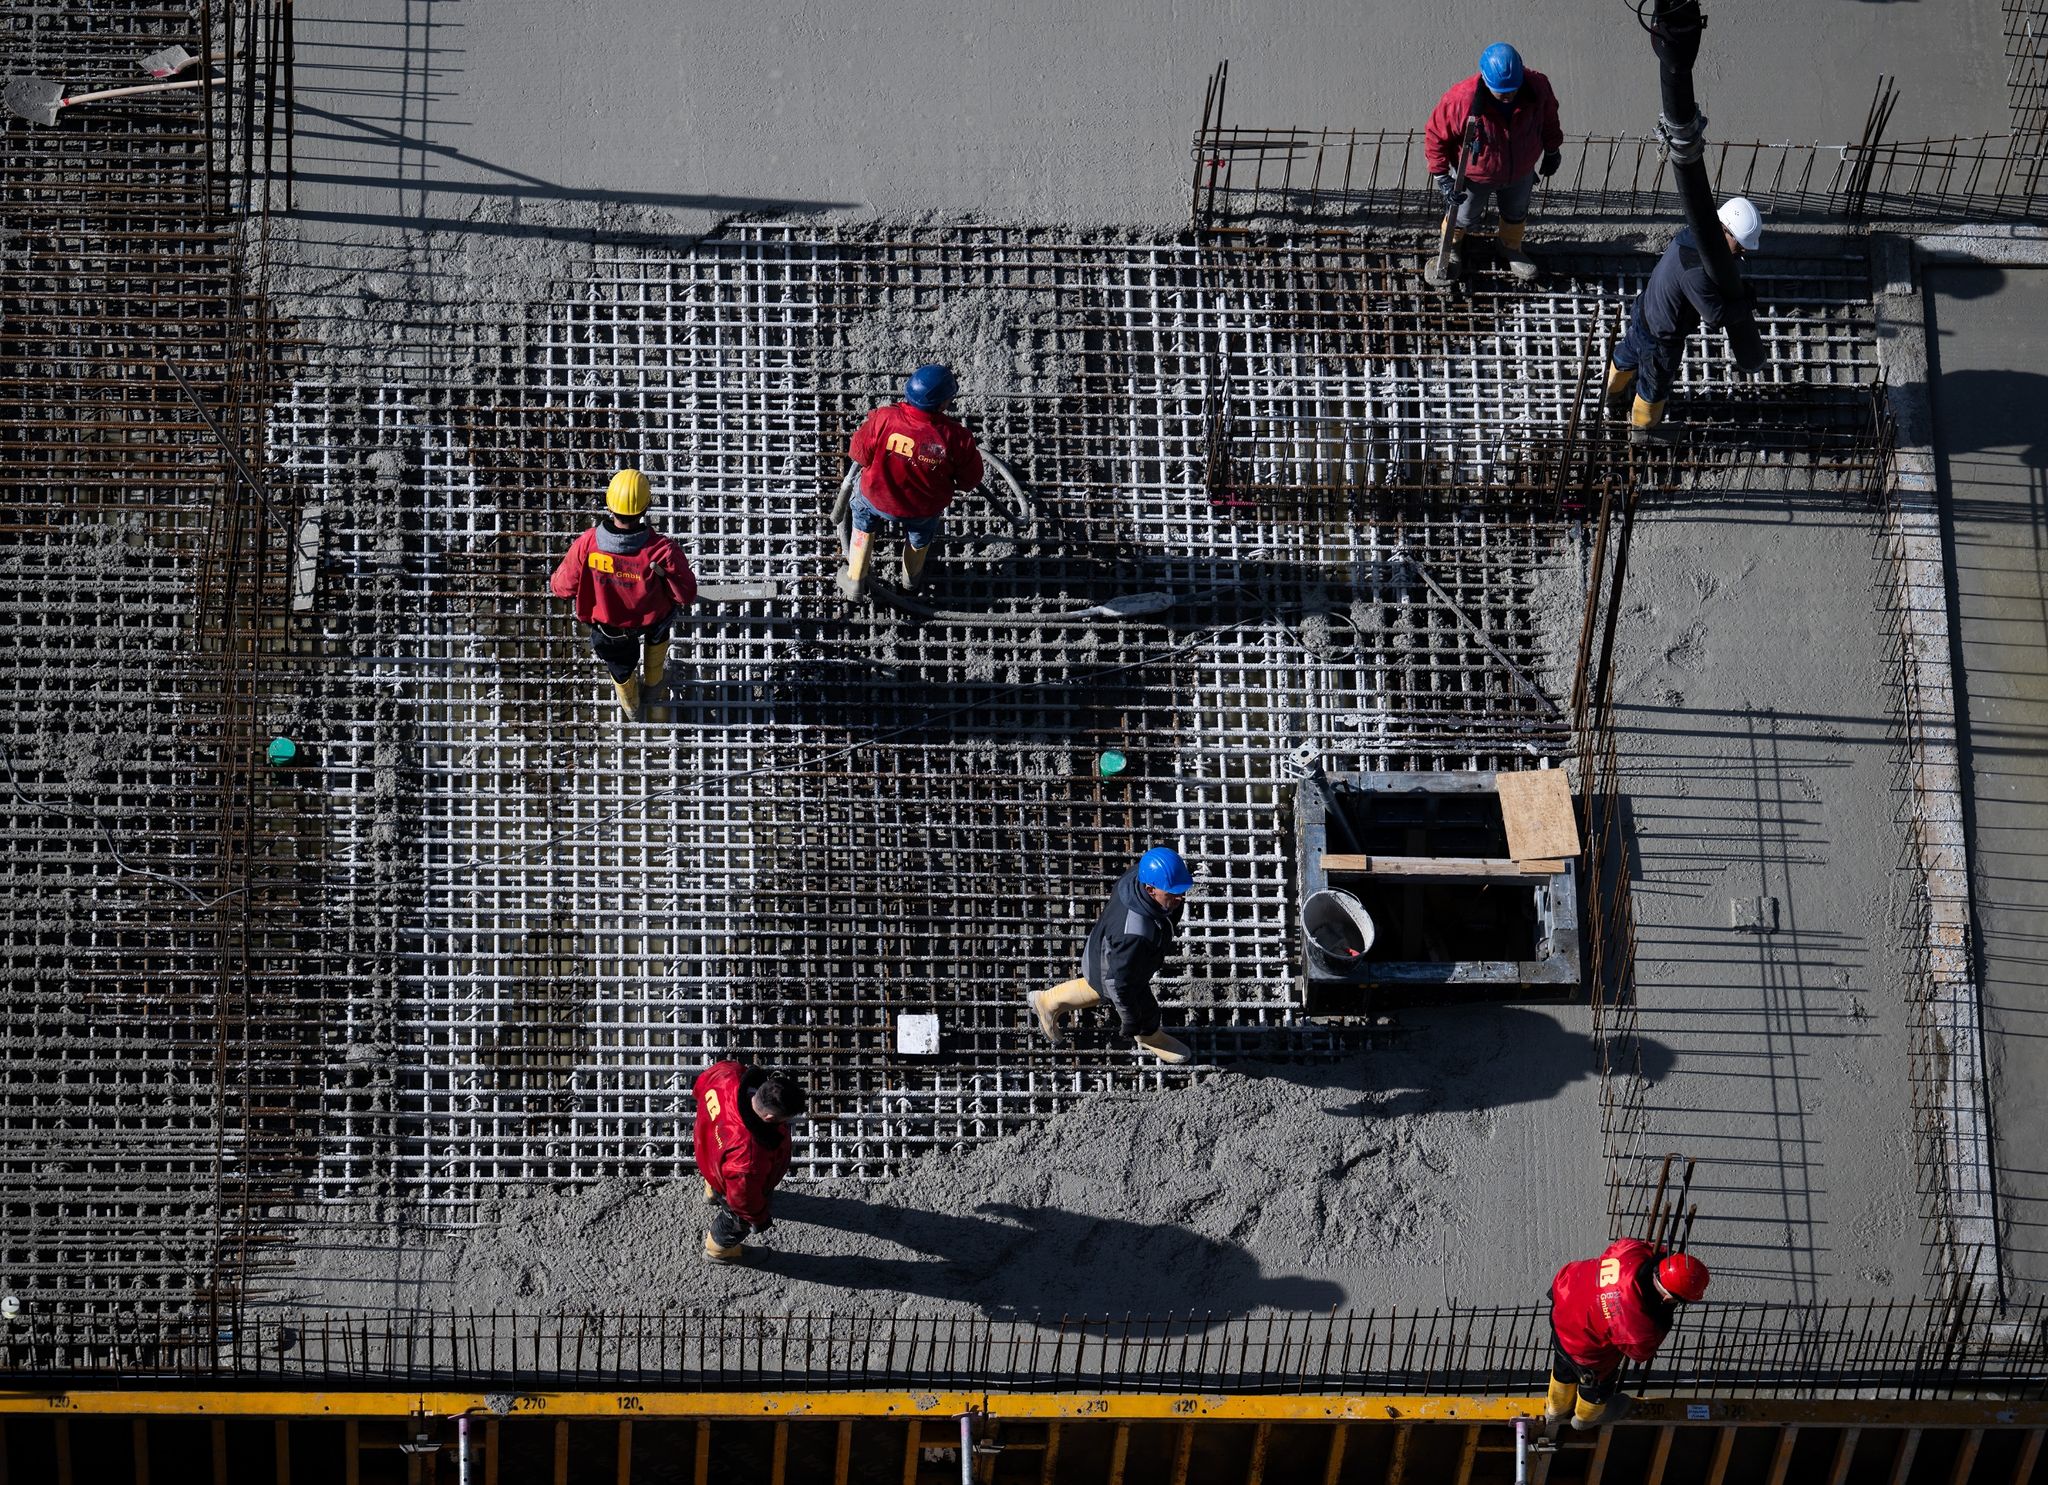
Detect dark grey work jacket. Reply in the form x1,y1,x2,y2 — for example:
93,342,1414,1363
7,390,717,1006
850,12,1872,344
1081,866,1176,1037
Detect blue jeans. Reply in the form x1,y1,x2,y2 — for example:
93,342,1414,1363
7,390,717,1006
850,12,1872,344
1611,317,1683,405
850,480,942,549
1452,171,1537,231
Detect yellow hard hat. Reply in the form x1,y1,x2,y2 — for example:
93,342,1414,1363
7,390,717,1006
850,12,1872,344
605,468,651,517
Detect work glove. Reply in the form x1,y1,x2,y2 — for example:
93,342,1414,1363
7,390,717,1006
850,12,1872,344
1432,173,1464,209
1540,149,1563,178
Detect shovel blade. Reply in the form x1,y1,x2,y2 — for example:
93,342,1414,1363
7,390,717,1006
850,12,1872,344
139,45,193,79
4,77,64,126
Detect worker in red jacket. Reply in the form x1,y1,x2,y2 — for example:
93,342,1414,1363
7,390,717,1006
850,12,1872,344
1423,43,1564,286
1546,1238,1710,1429
839,363,984,598
549,468,698,721
692,1060,806,1264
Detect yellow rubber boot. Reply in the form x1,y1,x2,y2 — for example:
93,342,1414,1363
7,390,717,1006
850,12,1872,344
612,676,642,721
1604,362,1637,420
1028,979,1100,1044
1629,395,1672,445
837,529,872,600
1135,1029,1192,1064
643,639,669,692
1500,219,1539,281
1424,220,1468,287
701,1179,718,1207
1544,1377,1577,1427
703,1231,743,1264
902,543,930,590
1572,1391,1633,1432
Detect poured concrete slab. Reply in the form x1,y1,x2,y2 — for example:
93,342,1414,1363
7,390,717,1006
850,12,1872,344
1927,265,2048,1304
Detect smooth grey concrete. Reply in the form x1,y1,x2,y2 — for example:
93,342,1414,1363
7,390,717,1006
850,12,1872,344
277,0,2013,243
1927,267,2048,1303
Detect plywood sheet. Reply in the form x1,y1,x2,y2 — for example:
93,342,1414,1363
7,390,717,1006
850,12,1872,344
1496,769,1580,861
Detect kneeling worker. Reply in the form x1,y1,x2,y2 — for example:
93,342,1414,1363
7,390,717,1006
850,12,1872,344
1605,197,1763,443
693,1060,807,1264
1028,847,1196,1064
840,363,983,598
549,468,698,720
1546,1236,1710,1429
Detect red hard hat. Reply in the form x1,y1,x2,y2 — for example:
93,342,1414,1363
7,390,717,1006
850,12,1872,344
1657,1253,1710,1303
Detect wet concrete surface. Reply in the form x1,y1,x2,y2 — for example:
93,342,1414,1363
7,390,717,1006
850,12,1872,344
1927,266,2048,1304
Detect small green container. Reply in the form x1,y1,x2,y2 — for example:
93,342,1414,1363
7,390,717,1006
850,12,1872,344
266,736,299,768
1095,749,1127,779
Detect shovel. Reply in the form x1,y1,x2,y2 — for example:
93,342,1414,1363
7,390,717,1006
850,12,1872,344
7,45,218,126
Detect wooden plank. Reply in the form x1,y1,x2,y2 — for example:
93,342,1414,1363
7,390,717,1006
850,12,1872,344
1950,1429,1984,1485
275,1420,292,1485
1320,853,1559,878
2011,1429,2044,1485
55,1419,71,1485
1497,769,1580,860
1106,1422,1130,1485
486,1420,501,1485
836,1422,853,1485
1826,1428,1860,1485
1765,1426,1799,1485
1452,1424,1480,1485
768,1421,786,1485
1387,1423,1413,1485
1706,1426,1738,1485
1041,1421,1061,1485
618,1419,634,1485
693,1422,710,1485
1586,1428,1614,1485
1246,1422,1271,1485
1888,1429,1922,1485
1169,1422,1194,1485
132,1418,150,1485
903,1421,922,1485
211,1419,226,1485
1321,1424,1349,1485
344,1422,359,1485
1646,1426,1677,1485
554,1420,569,1485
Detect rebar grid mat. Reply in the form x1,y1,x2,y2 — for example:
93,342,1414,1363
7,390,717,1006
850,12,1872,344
1191,65,2048,231
1,3,295,1327
8,1298,2046,1397
248,224,1893,1238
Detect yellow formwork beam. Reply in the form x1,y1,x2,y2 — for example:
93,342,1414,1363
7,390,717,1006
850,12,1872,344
0,1390,2044,1429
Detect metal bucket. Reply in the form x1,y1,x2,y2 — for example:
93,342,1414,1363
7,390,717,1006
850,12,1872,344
1302,887,1375,978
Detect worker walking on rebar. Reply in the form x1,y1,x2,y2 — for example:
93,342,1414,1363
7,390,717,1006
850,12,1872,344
1604,197,1763,443
1423,42,1564,287
692,1060,807,1264
1027,847,1195,1064
839,363,983,599
1545,1237,1710,1429
549,468,698,721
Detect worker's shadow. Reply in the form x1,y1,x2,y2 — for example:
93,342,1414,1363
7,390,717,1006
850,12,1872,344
1326,1005,1676,1120
765,1192,1342,1322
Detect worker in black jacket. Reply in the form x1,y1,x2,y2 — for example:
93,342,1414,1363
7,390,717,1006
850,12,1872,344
1605,196,1762,443
1026,848,1194,1063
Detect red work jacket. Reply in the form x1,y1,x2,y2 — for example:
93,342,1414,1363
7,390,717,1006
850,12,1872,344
1549,1238,1673,1373
1424,72,1564,186
548,522,697,628
691,1061,791,1229
848,402,984,521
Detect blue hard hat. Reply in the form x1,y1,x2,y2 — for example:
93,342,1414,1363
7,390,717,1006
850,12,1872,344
1136,846,1194,895
904,363,959,410
1479,42,1524,94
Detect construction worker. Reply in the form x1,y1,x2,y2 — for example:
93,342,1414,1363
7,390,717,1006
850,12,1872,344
692,1060,807,1264
1027,847,1195,1064
1604,197,1763,443
1546,1237,1710,1429
549,468,698,721
839,363,984,598
1423,42,1564,287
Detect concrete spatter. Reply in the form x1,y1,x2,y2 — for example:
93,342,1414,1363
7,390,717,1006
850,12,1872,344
817,280,1088,404
1611,493,1924,1303
271,1004,1608,1318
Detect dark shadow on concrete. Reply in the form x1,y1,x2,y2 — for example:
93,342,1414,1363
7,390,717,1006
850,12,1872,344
768,1191,1343,1321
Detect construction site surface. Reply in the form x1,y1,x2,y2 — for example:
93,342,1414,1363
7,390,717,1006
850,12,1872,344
3,1,2048,1481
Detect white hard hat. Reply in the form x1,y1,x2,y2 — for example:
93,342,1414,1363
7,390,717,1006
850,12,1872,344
1717,196,1762,251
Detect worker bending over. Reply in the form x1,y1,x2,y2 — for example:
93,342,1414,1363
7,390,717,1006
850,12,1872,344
692,1060,807,1264
1028,847,1195,1064
549,468,698,721
840,363,983,598
1547,1237,1710,1429
1605,197,1763,442
1423,42,1564,286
